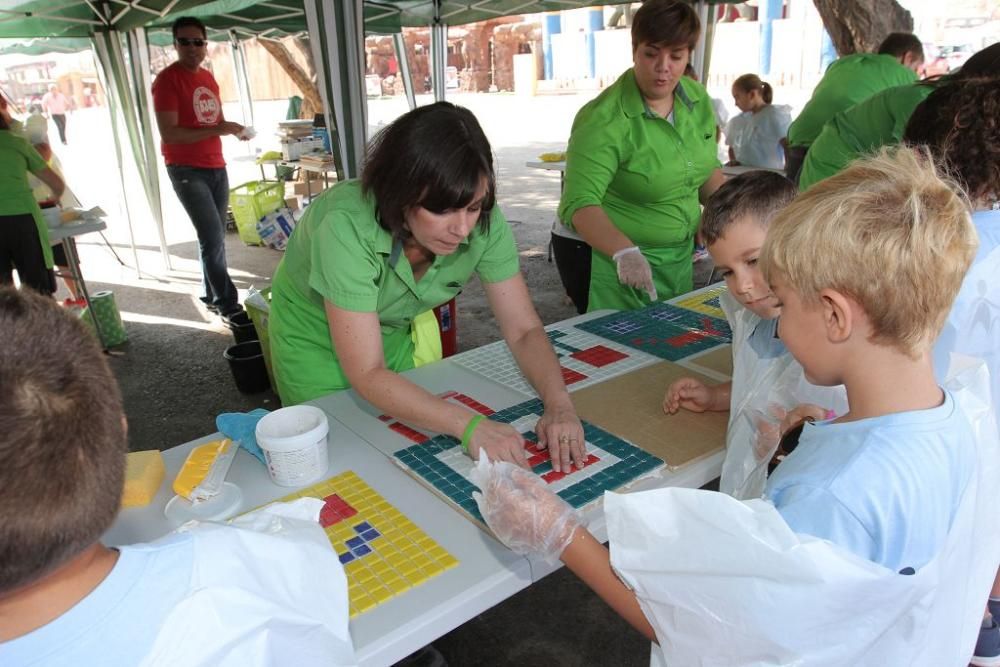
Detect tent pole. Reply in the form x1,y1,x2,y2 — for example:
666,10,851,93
392,32,416,110
91,36,143,277
430,9,447,102
127,28,172,271
304,0,367,180
229,30,255,141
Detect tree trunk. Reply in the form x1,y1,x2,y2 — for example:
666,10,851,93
812,0,914,55
257,37,323,117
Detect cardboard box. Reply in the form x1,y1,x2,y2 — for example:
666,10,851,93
293,180,330,196
284,196,299,211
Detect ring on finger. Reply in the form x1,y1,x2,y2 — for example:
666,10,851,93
558,434,570,443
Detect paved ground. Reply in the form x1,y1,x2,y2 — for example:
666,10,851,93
51,91,678,666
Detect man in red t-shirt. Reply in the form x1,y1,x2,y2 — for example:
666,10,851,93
152,16,247,320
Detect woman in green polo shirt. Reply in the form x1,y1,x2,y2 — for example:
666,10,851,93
0,103,65,294
269,102,586,472
558,0,725,312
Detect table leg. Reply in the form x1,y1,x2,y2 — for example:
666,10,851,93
63,237,109,351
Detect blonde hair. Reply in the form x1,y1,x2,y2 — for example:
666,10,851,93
761,146,977,357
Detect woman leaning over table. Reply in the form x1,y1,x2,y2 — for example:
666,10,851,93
558,0,725,312
268,102,586,472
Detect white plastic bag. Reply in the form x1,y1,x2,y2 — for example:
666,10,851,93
140,498,357,667
718,291,848,499
609,356,1000,667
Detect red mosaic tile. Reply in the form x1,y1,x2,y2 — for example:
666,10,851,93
560,367,588,385
389,421,429,443
319,494,357,528
570,345,628,367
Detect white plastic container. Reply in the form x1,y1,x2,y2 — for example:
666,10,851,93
42,207,62,229
255,405,330,486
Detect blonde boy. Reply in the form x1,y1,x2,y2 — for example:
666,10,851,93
473,148,990,664
664,171,844,499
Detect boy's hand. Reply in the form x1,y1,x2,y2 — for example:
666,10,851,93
663,377,714,414
471,454,582,563
753,403,831,462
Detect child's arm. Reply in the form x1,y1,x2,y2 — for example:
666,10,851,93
561,527,657,642
472,458,659,644
663,379,731,415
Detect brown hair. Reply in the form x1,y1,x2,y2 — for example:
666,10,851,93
362,101,495,241
904,75,1000,205
0,288,127,594
761,147,976,357
733,73,773,105
700,171,797,245
632,0,700,52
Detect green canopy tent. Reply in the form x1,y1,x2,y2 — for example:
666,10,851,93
0,0,734,269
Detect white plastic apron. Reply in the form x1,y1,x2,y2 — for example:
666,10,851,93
608,356,999,666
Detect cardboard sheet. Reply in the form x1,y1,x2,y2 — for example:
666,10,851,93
570,361,728,470
684,344,734,377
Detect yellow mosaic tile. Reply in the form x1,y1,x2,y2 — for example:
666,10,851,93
260,470,459,618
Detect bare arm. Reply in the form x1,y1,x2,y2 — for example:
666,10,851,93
33,167,65,199
571,205,634,258
484,274,585,470
326,300,530,467
698,168,726,204
154,110,243,145
562,527,658,643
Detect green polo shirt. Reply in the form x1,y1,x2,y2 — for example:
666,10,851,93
558,69,720,311
787,53,918,148
799,82,934,190
0,130,53,268
269,179,520,405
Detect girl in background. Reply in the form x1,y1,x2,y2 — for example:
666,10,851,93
725,74,792,170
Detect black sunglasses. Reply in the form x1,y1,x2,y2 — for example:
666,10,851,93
176,37,206,47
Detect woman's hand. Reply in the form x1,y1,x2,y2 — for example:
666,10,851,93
468,418,530,469
663,377,715,414
471,455,582,563
534,403,586,472
612,247,657,301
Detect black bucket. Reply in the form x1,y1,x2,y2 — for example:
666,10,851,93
224,340,271,393
225,310,258,345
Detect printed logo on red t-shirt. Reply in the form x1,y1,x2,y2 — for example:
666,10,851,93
193,86,220,125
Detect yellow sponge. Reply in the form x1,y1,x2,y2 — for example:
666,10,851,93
122,450,166,508
172,439,232,500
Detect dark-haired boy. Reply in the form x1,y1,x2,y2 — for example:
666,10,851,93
663,171,845,499
0,288,354,664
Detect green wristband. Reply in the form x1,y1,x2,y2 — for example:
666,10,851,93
461,414,485,452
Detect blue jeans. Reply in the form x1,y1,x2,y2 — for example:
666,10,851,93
167,165,239,314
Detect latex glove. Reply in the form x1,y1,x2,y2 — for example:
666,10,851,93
471,453,582,563
612,246,657,301
663,377,714,414
533,402,586,472
753,403,831,463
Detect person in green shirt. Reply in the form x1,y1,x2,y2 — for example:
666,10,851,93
0,100,65,294
558,0,724,312
799,42,1000,191
783,32,925,184
269,102,586,472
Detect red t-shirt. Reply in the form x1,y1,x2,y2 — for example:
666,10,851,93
151,62,225,168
